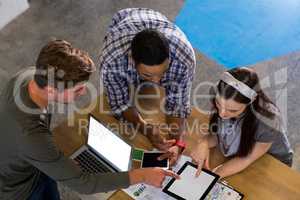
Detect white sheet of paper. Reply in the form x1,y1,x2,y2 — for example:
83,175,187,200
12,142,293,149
168,165,216,200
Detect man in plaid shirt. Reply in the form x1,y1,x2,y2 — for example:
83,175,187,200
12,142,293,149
99,8,196,164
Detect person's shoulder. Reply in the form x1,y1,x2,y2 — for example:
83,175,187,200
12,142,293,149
2,67,40,115
101,54,129,74
255,103,282,133
100,35,130,66
0,68,31,107
167,31,195,68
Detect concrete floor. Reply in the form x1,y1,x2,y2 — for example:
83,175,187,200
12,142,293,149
0,0,300,199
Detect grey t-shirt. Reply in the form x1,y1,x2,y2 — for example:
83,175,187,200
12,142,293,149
0,68,130,200
217,106,293,166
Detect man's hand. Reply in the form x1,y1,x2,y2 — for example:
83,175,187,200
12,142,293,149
129,168,180,188
148,134,176,151
158,145,182,166
146,124,176,151
191,140,210,177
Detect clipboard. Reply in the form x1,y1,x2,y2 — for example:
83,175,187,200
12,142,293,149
163,161,219,200
205,181,244,200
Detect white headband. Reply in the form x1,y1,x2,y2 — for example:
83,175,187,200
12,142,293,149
218,72,257,101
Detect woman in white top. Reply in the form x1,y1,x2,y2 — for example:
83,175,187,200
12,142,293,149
191,67,293,178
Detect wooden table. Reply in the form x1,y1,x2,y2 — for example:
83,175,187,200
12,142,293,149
53,87,300,200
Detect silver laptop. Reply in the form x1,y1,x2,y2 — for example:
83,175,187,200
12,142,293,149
70,114,133,173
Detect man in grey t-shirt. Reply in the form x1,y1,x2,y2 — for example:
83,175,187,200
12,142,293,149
0,40,179,200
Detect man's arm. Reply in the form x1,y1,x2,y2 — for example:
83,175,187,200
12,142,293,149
122,107,176,150
166,115,185,141
122,107,147,133
157,60,194,164
156,116,186,165
19,123,131,194
19,118,182,192
101,63,132,118
164,62,194,144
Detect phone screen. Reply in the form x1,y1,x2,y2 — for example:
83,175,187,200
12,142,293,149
141,152,169,168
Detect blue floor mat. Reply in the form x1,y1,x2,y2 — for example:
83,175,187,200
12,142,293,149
175,0,300,68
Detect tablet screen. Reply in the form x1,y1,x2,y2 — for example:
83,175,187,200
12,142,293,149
163,161,219,200
142,152,168,168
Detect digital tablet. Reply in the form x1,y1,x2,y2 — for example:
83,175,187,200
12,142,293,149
163,161,219,200
141,152,169,169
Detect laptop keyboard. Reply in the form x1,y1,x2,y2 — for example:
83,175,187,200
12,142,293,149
74,150,111,174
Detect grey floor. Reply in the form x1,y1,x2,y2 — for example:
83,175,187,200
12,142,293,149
0,0,299,199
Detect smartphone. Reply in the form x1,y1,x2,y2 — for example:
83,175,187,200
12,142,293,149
141,152,169,169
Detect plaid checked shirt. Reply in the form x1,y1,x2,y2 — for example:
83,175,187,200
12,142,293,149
99,8,196,118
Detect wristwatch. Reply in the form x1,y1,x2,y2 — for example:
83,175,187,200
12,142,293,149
175,140,186,152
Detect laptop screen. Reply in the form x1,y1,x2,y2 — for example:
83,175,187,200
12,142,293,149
87,116,132,172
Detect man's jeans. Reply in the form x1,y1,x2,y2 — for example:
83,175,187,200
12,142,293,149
27,173,60,200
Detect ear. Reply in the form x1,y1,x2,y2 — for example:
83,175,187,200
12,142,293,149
135,62,142,71
44,86,57,99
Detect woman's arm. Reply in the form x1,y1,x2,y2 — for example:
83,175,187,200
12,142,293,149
214,142,272,178
207,135,218,148
190,135,217,176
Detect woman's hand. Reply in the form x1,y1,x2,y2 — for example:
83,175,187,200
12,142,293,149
191,139,210,177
